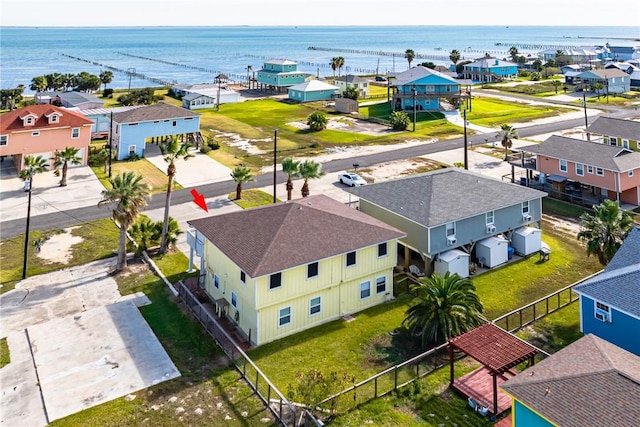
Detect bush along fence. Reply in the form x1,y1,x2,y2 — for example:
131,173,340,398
176,280,321,427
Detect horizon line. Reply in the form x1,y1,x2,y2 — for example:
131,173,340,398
2,24,639,29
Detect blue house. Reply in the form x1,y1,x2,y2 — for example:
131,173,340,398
288,80,339,102
462,57,518,82
256,59,307,92
573,226,640,356
575,68,631,94
390,66,462,112
501,334,640,427
111,102,200,160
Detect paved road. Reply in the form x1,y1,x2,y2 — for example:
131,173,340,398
1,105,636,240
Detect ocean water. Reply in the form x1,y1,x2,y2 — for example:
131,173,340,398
1,25,638,93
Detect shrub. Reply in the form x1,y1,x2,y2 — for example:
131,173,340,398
127,153,141,161
199,145,211,154
102,88,114,98
307,111,328,131
390,111,410,130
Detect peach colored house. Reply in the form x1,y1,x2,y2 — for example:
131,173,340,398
0,105,93,171
521,135,640,206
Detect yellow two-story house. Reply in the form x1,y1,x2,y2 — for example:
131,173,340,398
187,194,406,347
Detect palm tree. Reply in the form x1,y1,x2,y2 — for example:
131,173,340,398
593,82,604,100
577,199,633,265
449,49,461,66
53,146,82,186
405,49,415,69
230,165,254,200
64,73,77,91
298,160,324,198
282,157,300,201
403,272,483,348
18,155,49,279
30,76,47,94
336,56,345,77
497,123,518,161
99,70,114,91
158,136,193,253
98,172,150,271
509,46,519,61
330,57,340,77
551,79,561,94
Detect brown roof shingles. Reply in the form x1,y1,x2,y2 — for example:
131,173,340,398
188,194,406,278
501,334,640,427
0,104,93,133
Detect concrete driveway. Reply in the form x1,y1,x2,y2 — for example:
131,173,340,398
0,259,180,426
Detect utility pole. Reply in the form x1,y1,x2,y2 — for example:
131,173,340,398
463,109,468,170
583,92,590,141
273,129,277,204
412,86,417,132
108,111,113,177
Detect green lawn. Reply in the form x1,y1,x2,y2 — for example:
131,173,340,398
0,338,10,368
0,218,120,294
466,97,572,127
90,156,182,194
228,189,280,208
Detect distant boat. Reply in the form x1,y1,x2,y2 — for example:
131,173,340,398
434,47,442,51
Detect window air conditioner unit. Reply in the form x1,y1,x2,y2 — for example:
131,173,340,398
447,235,457,245
595,309,610,323
486,224,496,233
522,213,532,222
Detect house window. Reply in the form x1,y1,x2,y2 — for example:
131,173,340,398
307,262,319,279
522,201,530,214
128,145,136,155
376,276,386,294
595,301,611,322
596,167,604,176
309,296,321,316
559,159,567,172
71,128,80,139
172,121,177,127
446,222,456,237
32,131,40,137
360,281,371,299
50,115,58,123
278,306,291,326
269,272,282,290
240,271,246,283
629,170,634,177
622,139,629,149
378,242,388,258
0,135,7,146
346,251,356,267
231,292,237,308
609,137,618,146
587,165,594,174
576,163,584,176
486,211,494,225
214,274,220,289
26,117,34,125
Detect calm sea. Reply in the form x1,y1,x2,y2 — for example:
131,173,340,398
1,26,638,93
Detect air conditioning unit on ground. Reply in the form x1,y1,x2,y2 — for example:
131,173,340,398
486,224,496,233
522,213,532,222
447,235,457,245
595,308,610,323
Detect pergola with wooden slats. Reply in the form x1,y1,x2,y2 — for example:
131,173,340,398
448,323,539,416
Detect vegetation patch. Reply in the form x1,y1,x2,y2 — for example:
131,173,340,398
466,97,571,127
91,157,182,194
228,189,279,209
0,337,10,368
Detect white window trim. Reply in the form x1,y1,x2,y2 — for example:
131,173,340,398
278,306,292,327
576,163,584,176
559,159,567,173
240,271,246,284
595,301,611,322
360,280,371,300
213,274,220,289
31,131,40,137
231,292,237,308
309,296,321,317
0,135,7,146
446,222,456,237
307,262,319,279
486,211,495,225
375,276,386,294
587,165,594,174
377,242,388,258
71,127,80,139
596,167,604,176
629,170,634,177
522,201,530,214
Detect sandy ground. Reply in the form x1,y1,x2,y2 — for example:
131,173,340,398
35,227,84,264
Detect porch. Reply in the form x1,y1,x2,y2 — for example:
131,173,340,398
451,366,514,416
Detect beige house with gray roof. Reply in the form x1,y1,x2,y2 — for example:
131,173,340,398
587,116,640,152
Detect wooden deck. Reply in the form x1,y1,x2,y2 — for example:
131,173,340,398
493,414,512,427
451,366,514,417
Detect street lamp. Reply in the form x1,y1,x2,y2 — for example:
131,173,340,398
463,109,468,170
108,111,113,177
412,85,417,132
127,68,136,92
273,129,277,203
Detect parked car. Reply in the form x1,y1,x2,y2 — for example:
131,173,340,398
375,76,387,82
338,172,367,187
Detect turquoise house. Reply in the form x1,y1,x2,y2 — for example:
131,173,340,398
573,227,640,356
288,80,339,102
462,57,518,82
390,66,462,112
256,59,307,92
111,102,200,160
501,334,640,426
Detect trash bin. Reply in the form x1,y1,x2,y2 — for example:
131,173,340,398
520,177,527,186
508,246,514,260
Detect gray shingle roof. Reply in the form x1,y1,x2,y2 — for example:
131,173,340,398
390,66,458,86
501,334,640,427
187,194,405,278
346,169,546,227
520,135,640,172
587,116,640,141
340,74,368,84
112,102,199,123
578,68,628,79
573,227,640,317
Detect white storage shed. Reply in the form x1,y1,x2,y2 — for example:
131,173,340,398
434,249,470,278
512,226,542,256
476,235,509,268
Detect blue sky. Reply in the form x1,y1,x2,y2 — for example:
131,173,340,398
2,0,640,27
